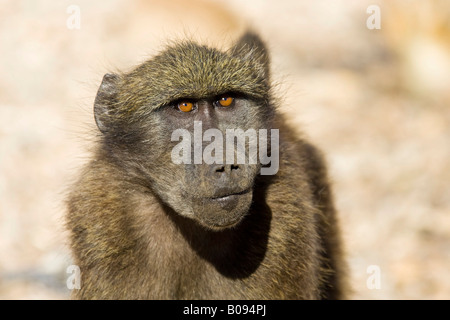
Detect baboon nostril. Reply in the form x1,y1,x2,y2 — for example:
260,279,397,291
215,166,225,173
214,165,239,174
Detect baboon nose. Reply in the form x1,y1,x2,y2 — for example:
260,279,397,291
214,164,241,175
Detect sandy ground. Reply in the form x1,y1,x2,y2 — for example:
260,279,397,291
0,0,449,299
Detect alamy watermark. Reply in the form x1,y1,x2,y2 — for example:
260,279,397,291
366,5,381,30
171,121,279,175
66,5,81,30
366,265,381,290
66,265,81,290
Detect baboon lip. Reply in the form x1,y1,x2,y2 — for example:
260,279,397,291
210,188,251,201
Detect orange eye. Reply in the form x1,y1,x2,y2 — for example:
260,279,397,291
178,101,194,112
218,96,234,107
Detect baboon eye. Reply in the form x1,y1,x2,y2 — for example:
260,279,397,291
178,101,194,112
217,96,234,107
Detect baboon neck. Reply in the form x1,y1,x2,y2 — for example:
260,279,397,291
163,193,271,279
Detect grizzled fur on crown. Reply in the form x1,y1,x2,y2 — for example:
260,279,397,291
115,40,271,119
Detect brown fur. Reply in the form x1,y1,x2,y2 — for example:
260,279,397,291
66,32,348,299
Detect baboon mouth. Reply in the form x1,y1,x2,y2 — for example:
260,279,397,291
210,188,251,201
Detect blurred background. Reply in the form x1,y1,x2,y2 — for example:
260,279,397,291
0,0,449,299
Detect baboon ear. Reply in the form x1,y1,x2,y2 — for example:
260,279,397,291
94,73,121,134
233,32,270,78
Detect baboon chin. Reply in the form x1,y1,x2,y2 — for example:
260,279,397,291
67,31,348,299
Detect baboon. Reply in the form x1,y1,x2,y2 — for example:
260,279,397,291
66,32,347,299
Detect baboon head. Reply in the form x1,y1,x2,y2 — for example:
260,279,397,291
93,33,275,230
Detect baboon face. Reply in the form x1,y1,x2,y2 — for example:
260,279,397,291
94,34,273,230
149,95,266,230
